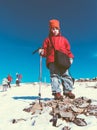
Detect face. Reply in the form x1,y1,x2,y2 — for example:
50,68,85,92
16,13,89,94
50,27,60,36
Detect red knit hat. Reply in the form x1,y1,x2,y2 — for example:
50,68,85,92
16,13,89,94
49,19,60,29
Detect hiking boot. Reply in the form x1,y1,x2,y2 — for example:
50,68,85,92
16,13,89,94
64,91,75,99
54,92,63,100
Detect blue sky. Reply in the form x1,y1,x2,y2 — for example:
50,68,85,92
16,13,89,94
0,0,97,83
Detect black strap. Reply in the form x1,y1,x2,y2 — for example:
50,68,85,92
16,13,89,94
49,37,55,50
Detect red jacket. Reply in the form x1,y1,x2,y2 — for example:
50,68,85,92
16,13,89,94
7,75,12,82
42,35,74,67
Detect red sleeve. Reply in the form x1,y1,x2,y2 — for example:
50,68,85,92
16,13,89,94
41,38,49,57
65,39,74,58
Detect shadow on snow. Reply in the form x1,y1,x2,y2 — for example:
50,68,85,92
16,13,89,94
12,96,53,101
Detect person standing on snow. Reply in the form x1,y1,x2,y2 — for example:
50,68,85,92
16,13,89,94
16,73,22,86
2,78,9,91
39,19,75,100
7,74,12,88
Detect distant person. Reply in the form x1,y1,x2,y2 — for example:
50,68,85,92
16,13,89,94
7,74,12,88
39,19,75,100
2,78,9,91
16,73,22,86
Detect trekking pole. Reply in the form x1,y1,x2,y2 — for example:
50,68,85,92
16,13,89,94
38,55,42,104
32,48,42,104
